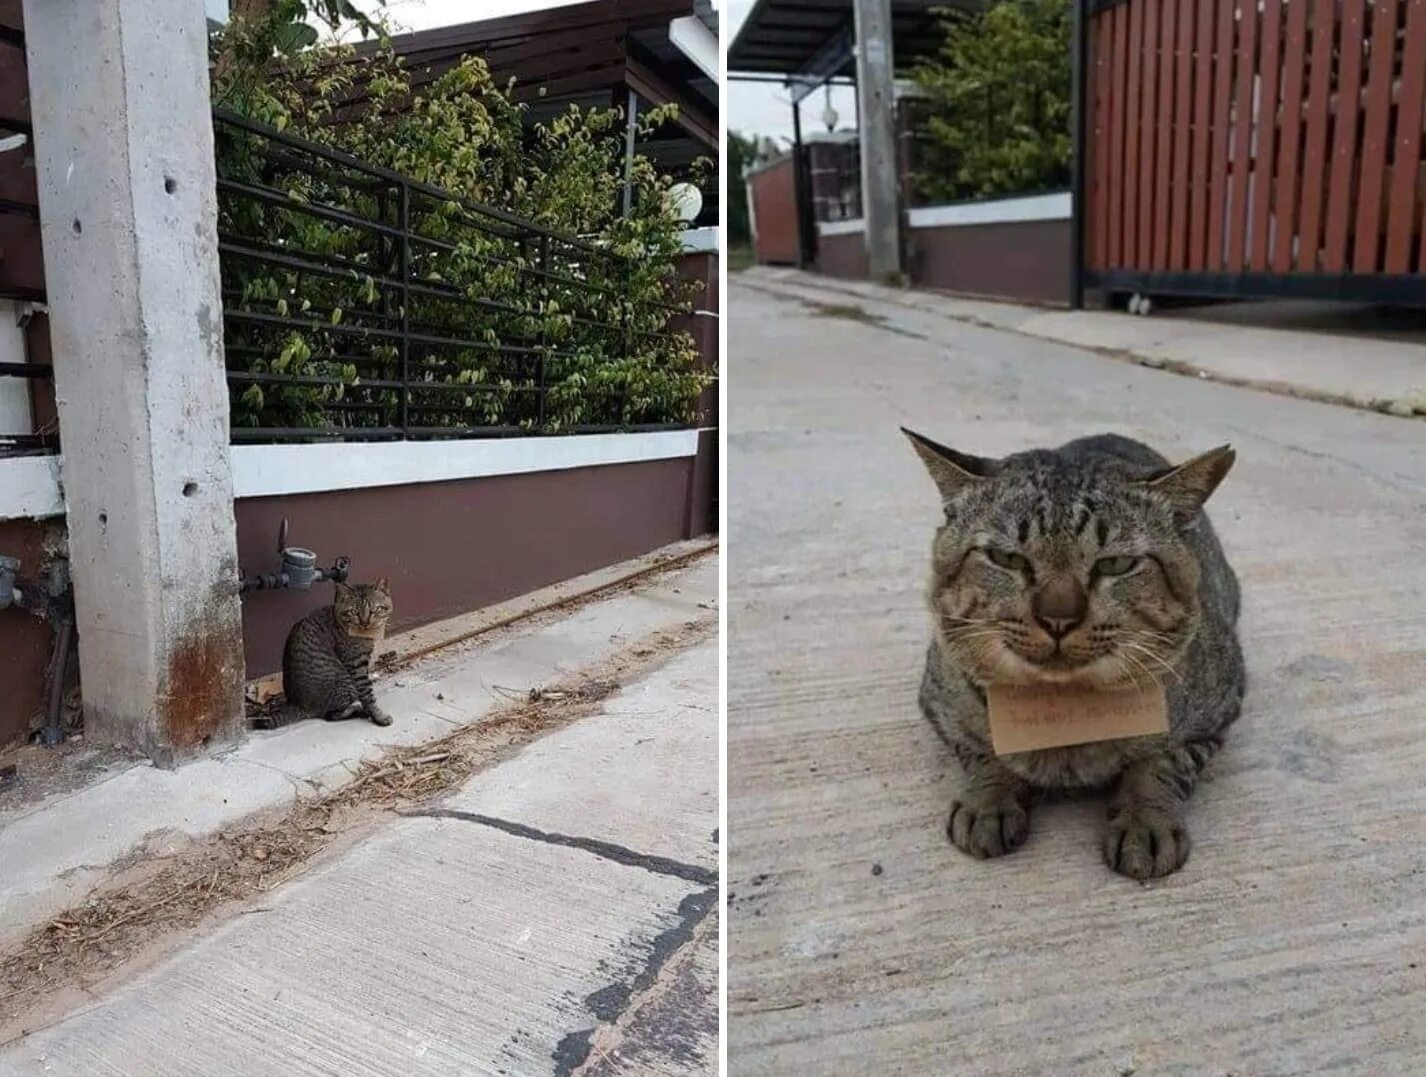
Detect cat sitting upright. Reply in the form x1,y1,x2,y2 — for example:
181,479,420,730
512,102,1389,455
904,430,1245,879
251,579,396,730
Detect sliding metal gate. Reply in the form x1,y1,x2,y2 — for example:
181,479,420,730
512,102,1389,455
1084,0,1426,305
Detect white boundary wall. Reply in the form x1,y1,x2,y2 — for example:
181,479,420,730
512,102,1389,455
0,430,700,521
815,191,1072,238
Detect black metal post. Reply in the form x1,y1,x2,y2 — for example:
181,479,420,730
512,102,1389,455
538,236,549,429
792,96,811,270
397,180,411,435
1069,0,1089,310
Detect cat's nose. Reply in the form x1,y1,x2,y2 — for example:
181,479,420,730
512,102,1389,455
1032,575,1087,639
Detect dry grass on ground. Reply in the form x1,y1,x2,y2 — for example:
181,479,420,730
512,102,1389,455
0,617,713,1031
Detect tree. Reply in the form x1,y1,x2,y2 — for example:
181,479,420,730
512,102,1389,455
728,130,758,245
909,0,1071,204
207,3,708,433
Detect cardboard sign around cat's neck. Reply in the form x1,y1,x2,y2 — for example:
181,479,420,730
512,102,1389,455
345,624,385,640
986,683,1167,755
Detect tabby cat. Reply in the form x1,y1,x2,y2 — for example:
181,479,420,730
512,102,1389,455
905,430,1245,879
251,579,395,730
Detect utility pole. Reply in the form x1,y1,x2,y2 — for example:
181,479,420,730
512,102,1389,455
853,0,902,283
23,0,246,765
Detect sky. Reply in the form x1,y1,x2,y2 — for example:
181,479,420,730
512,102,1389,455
725,0,858,146
375,0,592,31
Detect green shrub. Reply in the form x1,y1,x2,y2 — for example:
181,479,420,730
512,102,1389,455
210,3,710,435
910,0,1070,204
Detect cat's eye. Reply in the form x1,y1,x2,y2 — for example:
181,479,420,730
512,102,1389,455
1094,555,1139,577
984,548,1031,574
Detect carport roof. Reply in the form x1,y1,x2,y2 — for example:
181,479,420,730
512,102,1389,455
728,0,967,79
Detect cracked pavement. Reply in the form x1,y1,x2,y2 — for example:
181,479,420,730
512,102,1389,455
0,638,719,1076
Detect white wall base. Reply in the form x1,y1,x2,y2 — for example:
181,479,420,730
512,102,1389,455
0,454,63,522
908,191,1071,229
231,430,699,499
814,192,1073,239
1,430,698,521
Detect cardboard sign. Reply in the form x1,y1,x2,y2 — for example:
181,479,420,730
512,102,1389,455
986,683,1168,755
345,624,386,640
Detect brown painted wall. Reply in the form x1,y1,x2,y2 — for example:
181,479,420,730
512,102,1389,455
815,232,869,280
813,218,1072,306
0,518,54,747
234,456,695,678
674,249,718,537
2,451,711,748
749,159,800,266
910,218,1071,306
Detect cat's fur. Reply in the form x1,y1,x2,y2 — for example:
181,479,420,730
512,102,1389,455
251,580,395,730
905,430,1244,879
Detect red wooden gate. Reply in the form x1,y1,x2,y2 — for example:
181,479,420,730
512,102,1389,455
1085,0,1426,303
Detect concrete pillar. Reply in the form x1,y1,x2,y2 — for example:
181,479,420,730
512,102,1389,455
22,0,245,765
853,0,903,283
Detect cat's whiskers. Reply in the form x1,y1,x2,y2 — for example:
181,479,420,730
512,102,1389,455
1112,649,1154,693
942,628,1006,657
1121,634,1183,684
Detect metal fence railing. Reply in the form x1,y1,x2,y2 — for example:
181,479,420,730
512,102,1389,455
0,20,55,460
214,109,698,444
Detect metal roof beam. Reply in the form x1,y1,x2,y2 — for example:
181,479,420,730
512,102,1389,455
787,25,854,102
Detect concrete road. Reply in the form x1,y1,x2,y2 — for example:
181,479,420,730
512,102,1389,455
743,266,1426,414
727,276,1426,1075
1,638,719,1077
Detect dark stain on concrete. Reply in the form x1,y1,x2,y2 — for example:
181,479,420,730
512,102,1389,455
552,1028,595,1076
580,918,718,1075
550,887,717,1076
195,301,222,360
405,809,717,886
1281,653,1352,682
1278,728,1341,784
588,888,715,1022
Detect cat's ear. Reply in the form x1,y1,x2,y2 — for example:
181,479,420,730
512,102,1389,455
376,576,390,593
334,581,352,596
902,428,994,503
1144,445,1235,525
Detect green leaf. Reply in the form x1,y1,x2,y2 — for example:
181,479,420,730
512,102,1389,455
273,21,319,54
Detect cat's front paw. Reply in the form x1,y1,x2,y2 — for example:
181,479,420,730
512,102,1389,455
1104,806,1191,879
368,708,394,727
947,793,1029,859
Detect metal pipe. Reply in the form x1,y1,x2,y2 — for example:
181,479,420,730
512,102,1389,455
622,89,639,217
237,561,350,595
41,615,72,746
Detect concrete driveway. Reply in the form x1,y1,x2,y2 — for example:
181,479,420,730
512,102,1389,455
1,629,718,1076
727,275,1426,1075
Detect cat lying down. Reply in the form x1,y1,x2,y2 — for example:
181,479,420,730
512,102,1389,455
905,430,1244,880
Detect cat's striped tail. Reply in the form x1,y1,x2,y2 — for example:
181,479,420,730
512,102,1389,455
249,703,308,730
